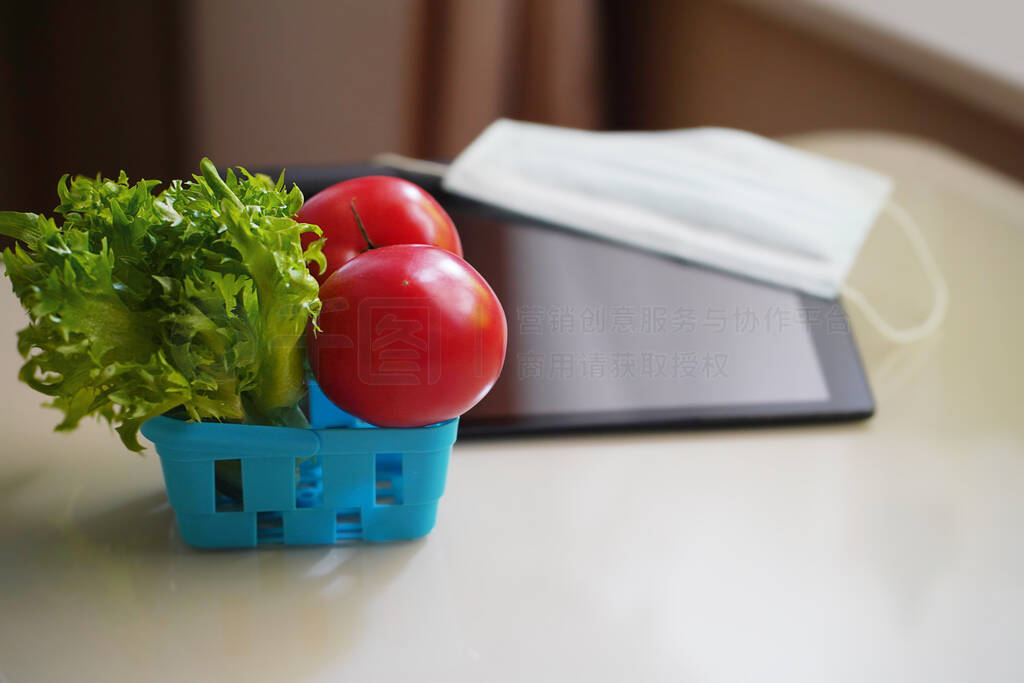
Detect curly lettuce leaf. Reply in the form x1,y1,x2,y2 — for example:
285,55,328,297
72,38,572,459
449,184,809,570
0,159,324,451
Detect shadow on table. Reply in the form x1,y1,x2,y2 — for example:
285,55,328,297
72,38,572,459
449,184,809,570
24,490,435,679
73,490,433,562
72,489,178,553
0,467,42,500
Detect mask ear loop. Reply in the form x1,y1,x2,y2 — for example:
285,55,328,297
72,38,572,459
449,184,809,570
840,201,948,344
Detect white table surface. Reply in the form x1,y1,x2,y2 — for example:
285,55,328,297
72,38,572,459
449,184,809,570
1,132,1022,682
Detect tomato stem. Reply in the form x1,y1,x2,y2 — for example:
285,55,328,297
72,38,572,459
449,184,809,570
350,199,377,250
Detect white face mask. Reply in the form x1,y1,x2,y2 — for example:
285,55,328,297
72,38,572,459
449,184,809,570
378,119,947,343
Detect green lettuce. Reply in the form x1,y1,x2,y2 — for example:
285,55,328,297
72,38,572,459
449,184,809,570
0,158,326,451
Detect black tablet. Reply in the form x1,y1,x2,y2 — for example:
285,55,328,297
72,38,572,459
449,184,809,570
286,165,874,437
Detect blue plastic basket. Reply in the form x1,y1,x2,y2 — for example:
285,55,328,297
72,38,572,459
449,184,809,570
140,382,458,549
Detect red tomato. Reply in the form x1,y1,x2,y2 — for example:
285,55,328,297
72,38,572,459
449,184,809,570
298,176,463,284
309,245,506,427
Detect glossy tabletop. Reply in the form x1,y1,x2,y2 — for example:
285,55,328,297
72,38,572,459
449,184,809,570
1,133,1022,682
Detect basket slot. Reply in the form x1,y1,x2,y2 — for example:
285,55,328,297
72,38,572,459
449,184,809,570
375,453,403,506
257,511,284,545
336,508,362,541
214,459,244,512
295,456,324,508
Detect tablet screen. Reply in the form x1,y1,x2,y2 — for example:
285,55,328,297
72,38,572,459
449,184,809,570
459,212,833,421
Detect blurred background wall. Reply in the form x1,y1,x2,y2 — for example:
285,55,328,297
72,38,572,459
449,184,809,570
3,0,1023,215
